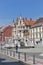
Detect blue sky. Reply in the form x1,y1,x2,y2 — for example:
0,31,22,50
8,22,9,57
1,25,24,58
0,0,43,26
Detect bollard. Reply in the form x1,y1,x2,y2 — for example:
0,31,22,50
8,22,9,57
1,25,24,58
6,49,7,54
7,49,8,55
24,53,26,61
9,50,10,56
13,51,15,57
18,52,20,59
3,49,4,53
33,55,35,64
5,49,6,54
12,51,13,56
10,50,12,56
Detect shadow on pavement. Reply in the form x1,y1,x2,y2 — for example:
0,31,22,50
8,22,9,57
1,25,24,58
2,61,26,65
0,58,25,65
0,58,5,62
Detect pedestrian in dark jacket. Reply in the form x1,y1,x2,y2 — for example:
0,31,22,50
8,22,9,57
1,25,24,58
16,44,18,53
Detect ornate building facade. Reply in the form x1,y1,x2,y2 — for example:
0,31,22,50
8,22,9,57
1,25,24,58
12,16,35,41
1,16,43,46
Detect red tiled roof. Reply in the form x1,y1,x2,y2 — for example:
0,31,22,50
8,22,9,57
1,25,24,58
0,25,12,42
31,17,43,28
4,25,12,37
23,19,35,26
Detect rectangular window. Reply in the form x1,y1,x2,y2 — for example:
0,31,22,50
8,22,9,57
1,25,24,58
37,27,39,32
41,27,42,31
32,29,33,33
32,34,33,38
34,28,36,32
34,33,36,38
38,33,40,38
41,32,42,38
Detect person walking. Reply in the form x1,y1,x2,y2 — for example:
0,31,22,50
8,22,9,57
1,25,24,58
16,43,18,53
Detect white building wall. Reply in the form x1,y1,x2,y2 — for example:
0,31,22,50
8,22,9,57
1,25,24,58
41,27,42,31
34,28,36,32
30,26,43,44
